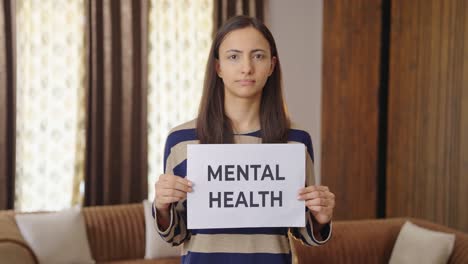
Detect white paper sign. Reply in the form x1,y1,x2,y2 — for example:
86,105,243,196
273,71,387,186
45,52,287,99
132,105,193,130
187,144,305,229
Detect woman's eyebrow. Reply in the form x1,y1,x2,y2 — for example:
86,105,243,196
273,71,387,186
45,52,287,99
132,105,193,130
250,49,267,53
225,48,267,54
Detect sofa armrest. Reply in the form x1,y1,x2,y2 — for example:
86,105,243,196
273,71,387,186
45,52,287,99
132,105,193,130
0,241,37,264
0,213,38,264
450,232,468,264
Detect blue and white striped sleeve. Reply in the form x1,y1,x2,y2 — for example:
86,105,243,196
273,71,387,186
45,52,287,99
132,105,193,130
151,134,190,246
290,132,332,246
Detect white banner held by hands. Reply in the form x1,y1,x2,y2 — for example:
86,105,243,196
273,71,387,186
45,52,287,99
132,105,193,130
187,144,305,229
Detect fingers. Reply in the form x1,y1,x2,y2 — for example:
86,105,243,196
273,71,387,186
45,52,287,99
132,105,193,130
163,181,192,193
298,185,329,195
154,174,193,209
158,188,189,199
297,186,334,201
308,205,333,224
308,205,333,212
157,174,192,191
160,174,192,188
305,197,335,208
297,185,335,223
157,196,182,205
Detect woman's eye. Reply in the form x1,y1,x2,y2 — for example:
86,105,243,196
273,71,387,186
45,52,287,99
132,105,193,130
228,54,238,60
254,54,264,60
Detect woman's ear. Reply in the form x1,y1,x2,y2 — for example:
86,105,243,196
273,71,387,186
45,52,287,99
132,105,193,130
215,59,222,78
269,56,277,76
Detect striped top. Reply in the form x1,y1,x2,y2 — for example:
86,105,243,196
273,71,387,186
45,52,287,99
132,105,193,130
152,119,332,264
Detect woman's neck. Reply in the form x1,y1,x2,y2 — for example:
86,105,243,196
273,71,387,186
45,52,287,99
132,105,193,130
224,97,261,134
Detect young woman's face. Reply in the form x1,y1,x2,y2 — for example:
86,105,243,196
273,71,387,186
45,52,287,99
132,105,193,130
216,27,276,101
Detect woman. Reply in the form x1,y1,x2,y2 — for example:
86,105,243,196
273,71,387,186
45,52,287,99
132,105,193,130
153,15,335,264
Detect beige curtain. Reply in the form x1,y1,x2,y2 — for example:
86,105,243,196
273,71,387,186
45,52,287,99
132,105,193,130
0,0,15,210
15,0,87,212
85,0,150,206
147,0,213,201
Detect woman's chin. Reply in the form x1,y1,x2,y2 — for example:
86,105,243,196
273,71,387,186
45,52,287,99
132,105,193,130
225,88,263,100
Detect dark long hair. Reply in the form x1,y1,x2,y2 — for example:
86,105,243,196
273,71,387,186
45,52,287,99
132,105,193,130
196,15,290,144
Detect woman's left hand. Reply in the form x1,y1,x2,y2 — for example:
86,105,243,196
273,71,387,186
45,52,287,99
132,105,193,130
298,185,335,225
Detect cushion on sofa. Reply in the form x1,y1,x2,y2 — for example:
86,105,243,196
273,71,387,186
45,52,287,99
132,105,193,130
15,206,95,264
143,200,181,259
389,221,455,264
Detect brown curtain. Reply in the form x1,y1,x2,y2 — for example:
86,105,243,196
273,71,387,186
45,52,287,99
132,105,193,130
213,0,264,35
0,0,15,210
85,0,149,206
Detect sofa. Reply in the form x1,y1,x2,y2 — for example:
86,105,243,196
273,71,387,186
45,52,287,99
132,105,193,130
0,204,179,264
0,203,467,264
292,217,468,264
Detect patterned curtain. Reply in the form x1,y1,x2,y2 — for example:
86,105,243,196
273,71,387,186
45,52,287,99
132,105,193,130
7,0,265,210
15,0,87,211
0,0,16,210
85,0,149,206
147,0,213,200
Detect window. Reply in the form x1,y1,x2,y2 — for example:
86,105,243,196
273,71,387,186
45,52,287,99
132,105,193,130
15,0,87,211
14,0,213,209
147,0,213,199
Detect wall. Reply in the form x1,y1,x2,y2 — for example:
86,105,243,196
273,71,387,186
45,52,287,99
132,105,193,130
265,0,467,231
386,0,468,232
264,0,323,183
320,0,383,220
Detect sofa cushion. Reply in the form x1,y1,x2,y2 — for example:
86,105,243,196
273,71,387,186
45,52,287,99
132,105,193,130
143,200,181,259
15,206,95,264
83,203,146,261
389,221,455,264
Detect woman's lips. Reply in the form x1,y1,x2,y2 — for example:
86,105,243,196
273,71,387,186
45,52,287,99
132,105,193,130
238,79,256,86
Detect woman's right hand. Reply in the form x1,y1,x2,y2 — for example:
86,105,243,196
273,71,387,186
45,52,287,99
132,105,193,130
154,174,193,212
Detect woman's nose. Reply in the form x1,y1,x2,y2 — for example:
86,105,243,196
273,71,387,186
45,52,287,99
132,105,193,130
241,58,253,74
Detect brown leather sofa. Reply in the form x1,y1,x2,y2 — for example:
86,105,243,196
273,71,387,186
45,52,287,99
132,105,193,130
292,218,468,264
1,204,467,264
0,204,179,264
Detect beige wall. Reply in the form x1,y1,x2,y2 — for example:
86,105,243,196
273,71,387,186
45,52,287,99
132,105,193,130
264,0,323,182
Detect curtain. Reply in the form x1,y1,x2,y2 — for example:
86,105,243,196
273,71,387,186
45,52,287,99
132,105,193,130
15,0,87,212
213,0,264,35
0,0,15,210
147,0,213,201
85,0,149,206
